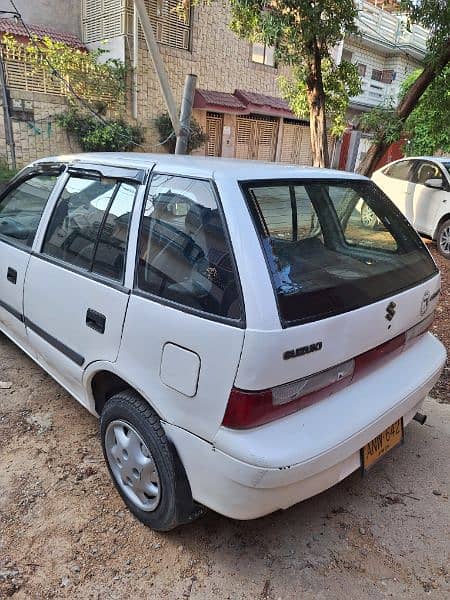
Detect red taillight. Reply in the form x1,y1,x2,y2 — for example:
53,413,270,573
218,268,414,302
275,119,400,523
223,312,435,430
222,360,354,429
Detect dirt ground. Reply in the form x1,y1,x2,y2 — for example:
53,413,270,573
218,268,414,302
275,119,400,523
0,247,449,600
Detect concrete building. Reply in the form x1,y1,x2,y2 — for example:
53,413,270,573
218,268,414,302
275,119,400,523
0,0,81,37
340,0,429,170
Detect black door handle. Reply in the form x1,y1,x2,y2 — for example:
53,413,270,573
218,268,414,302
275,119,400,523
86,308,106,334
7,267,17,284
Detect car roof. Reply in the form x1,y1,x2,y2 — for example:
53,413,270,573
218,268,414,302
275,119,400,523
386,156,450,165
33,153,369,181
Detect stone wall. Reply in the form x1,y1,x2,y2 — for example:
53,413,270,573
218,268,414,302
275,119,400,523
0,89,81,168
134,4,283,149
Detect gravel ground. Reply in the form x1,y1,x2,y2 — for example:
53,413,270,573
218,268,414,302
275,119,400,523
0,247,448,600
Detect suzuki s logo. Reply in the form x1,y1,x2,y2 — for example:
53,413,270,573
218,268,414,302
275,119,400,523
420,291,431,316
385,301,396,322
283,342,323,361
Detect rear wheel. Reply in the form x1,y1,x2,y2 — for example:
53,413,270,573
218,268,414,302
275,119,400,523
100,390,204,531
361,203,379,229
436,219,450,258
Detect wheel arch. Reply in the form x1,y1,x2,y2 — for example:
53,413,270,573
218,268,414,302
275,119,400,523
433,213,450,240
87,367,163,419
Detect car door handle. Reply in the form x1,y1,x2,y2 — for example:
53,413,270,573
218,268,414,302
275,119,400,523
7,267,17,284
86,309,106,334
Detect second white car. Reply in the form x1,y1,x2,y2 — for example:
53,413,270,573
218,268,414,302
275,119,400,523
372,156,450,258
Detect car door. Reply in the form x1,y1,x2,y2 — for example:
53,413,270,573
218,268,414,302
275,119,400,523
0,164,63,348
373,159,415,222
411,160,448,236
23,163,148,405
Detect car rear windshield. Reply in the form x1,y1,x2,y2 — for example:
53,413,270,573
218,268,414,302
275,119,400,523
241,179,437,326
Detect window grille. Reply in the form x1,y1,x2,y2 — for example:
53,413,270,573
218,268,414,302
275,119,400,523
82,0,192,51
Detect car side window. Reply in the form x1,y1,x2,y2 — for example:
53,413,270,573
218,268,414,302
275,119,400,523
0,174,58,247
383,160,412,181
412,161,443,186
42,175,136,282
136,174,242,320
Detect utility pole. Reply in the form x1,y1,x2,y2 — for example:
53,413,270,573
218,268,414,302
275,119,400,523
133,0,181,138
175,74,197,155
0,51,16,170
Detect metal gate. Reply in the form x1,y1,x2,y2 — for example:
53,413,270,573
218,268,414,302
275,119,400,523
205,112,223,157
279,119,313,166
235,115,278,161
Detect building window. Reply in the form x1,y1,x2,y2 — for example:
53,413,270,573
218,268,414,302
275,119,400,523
251,43,275,67
381,69,394,84
371,69,383,82
357,63,367,77
342,49,353,62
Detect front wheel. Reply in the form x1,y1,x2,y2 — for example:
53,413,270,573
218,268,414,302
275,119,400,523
436,219,450,258
100,390,204,531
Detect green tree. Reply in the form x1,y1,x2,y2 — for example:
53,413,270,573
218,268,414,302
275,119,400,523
2,34,126,106
357,0,450,175
184,0,359,167
401,65,450,156
154,112,207,154
279,58,362,139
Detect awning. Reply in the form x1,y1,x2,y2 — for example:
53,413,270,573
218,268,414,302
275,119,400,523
194,88,295,118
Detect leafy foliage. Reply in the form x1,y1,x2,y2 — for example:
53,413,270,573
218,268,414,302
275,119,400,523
279,59,362,137
401,65,450,156
2,33,127,106
154,112,207,154
400,0,450,58
358,1,450,175
55,109,144,152
0,158,17,183
359,105,403,144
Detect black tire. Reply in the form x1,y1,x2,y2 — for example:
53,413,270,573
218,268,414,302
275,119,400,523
436,218,450,258
100,390,204,531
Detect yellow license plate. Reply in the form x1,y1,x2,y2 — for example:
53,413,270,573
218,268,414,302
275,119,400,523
362,418,404,471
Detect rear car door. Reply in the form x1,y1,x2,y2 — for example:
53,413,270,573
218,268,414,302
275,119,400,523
23,163,147,405
373,160,415,221
411,160,448,236
0,165,62,347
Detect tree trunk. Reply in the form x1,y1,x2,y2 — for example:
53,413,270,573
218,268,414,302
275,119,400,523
306,42,330,168
358,40,450,177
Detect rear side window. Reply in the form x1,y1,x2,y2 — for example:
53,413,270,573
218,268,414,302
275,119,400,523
412,161,443,185
383,160,412,181
136,174,242,320
42,176,136,282
0,174,58,247
242,179,437,325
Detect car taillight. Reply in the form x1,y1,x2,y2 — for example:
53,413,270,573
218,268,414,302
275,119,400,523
222,360,354,429
405,311,434,345
223,312,435,430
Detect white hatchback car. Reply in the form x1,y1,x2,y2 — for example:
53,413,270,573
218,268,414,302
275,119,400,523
372,156,450,258
0,154,446,530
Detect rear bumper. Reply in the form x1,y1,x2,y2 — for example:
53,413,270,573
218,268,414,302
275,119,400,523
163,334,446,520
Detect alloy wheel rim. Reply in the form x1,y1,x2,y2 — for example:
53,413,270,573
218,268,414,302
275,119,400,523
361,205,377,228
439,225,450,255
105,419,161,512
